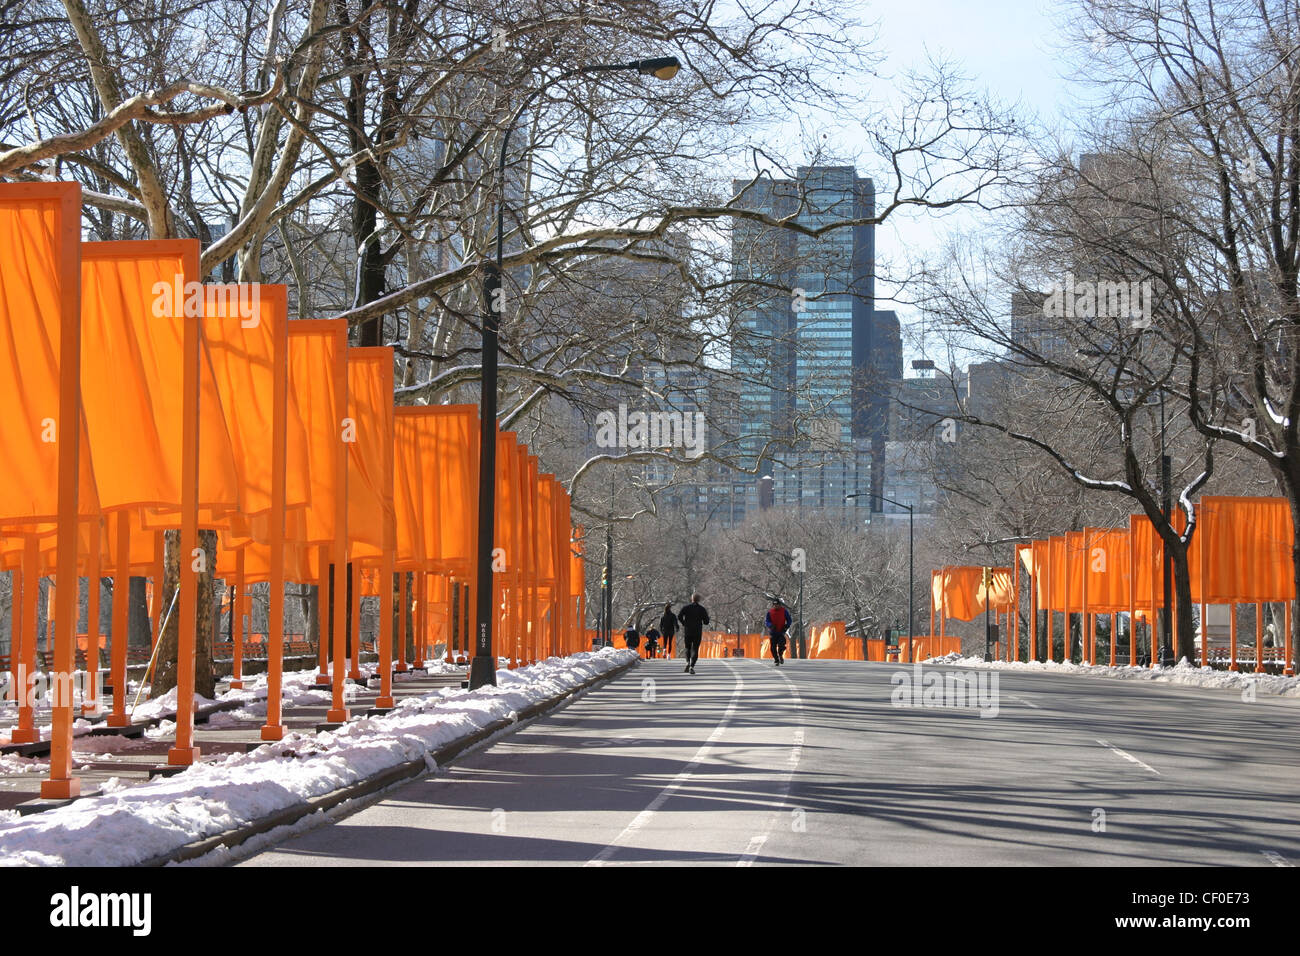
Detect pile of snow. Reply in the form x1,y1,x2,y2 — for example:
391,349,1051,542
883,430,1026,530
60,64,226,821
0,648,635,866
923,653,1300,697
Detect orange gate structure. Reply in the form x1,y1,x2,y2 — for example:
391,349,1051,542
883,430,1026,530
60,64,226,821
0,181,592,800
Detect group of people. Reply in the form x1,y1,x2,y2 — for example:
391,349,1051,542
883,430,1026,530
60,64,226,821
622,595,795,672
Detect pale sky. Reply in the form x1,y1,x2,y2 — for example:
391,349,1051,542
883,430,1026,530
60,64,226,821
786,0,1087,370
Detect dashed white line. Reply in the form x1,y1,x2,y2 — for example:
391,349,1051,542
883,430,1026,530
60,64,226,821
1096,738,1161,775
586,660,745,866
1262,850,1293,867
736,663,804,867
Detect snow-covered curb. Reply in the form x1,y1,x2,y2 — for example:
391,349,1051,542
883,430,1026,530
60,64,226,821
922,653,1300,698
0,648,637,866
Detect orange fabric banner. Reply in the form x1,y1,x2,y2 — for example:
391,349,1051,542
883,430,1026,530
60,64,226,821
80,240,240,525
0,184,98,529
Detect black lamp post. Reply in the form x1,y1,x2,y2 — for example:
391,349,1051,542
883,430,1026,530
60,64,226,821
469,56,682,690
846,492,915,649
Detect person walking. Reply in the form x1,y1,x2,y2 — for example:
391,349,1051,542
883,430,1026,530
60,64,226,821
677,594,709,674
623,622,640,653
643,626,660,659
659,603,678,658
765,598,792,666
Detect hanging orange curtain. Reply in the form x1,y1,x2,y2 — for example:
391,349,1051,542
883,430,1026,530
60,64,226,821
0,183,98,531
933,566,1013,622
205,285,307,525
1193,496,1294,603
1083,527,1131,612
79,241,240,527
344,349,396,562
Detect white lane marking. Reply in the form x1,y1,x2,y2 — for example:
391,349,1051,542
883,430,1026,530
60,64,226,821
736,662,804,867
1096,738,1161,775
586,660,744,866
1262,850,1293,867
1007,695,1040,709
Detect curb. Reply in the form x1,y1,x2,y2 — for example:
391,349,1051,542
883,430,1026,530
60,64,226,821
137,657,639,867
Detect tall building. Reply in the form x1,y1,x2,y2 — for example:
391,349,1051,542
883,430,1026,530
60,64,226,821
728,166,900,519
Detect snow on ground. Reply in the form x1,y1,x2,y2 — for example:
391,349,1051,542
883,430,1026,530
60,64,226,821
923,653,1300,698
0,648,635,866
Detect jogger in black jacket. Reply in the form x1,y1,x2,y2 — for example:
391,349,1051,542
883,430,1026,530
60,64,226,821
677,594,709,673
659,604,678,657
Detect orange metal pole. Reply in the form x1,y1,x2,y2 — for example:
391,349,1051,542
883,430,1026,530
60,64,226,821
412,572,426,669
1228,604,1238,671
1128,525,1136,667
315,546,330,685
374,564,395,710
84,518,102,716
260,287,289,741
8,564,21,729
165,259,203,770
12,538,38,744
348,564,361,680
41,185,84,797
1081,531,1090,665
1285,601,1294,677
1200,505,1210,668
397,572,409,673
1046,543,1054,663
1030,545,1039,662
230,547,246,690
108,514,130,727
328,350,350,723
1248,602,1259,674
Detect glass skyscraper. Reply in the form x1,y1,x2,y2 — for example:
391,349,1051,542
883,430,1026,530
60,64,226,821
728,165,901,520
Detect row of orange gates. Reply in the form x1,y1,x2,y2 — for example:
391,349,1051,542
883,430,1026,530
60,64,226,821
931,496,1298,674
0,182,588,800
598,628,963,662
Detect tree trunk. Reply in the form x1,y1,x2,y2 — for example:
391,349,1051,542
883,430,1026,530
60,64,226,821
127,577,151,648
304,584,319,647
151,529,217,699
1169,544,1197,664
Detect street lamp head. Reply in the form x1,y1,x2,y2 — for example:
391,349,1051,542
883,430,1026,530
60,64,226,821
634,56,681,80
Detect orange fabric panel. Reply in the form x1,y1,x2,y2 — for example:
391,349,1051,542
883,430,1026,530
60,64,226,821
1048,537,1068,609
0,184,99,527
279,321,348,545
1195,496,1295,603
80,240,240,524
1083,527,1130,612
1064,532,1086,611
392,405,478,572
235,539,311,584
1129,515,1167,606
496,432,520,581
203,285,309,522
535,474,560,585
345,349,395,559
933,567,1013,622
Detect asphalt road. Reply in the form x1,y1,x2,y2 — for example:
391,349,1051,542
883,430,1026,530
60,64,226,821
237,657,1300,866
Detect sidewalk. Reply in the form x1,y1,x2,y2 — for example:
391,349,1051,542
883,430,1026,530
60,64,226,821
0,648,638,866
0,661,464,813
924,653,1300,698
